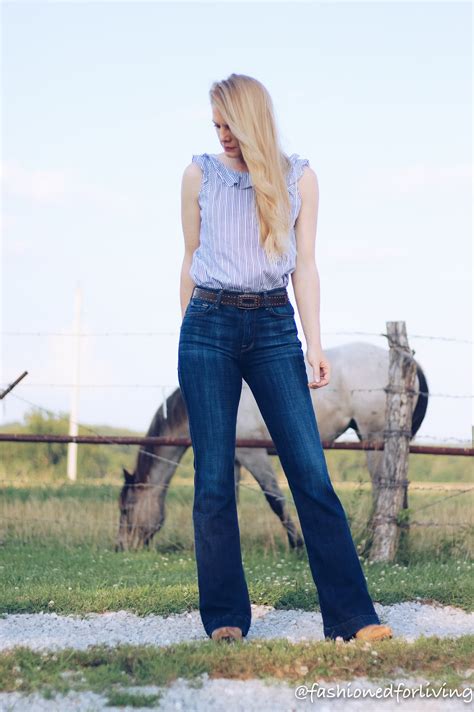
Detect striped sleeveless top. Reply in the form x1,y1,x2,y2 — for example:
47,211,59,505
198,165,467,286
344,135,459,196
189,152,310,292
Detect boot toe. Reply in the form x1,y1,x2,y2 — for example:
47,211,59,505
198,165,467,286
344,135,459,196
354,624,393,641
211,626,243,642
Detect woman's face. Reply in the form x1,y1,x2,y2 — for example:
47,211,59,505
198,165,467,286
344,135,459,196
212,106,242,158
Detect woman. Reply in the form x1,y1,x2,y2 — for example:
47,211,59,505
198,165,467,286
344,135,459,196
178,73,393,644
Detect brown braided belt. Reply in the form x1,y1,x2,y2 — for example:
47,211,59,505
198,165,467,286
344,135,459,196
192,286,289,309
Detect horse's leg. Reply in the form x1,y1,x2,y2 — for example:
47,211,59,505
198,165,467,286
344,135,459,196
236,449,304,549
234,461,241,504
356,446,384,556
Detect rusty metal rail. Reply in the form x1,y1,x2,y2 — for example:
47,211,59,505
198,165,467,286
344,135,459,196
0,433,472,456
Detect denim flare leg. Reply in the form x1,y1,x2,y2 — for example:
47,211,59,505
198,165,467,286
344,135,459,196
177,286,381,641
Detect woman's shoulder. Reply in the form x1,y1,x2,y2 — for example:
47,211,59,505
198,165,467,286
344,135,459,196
183,154,210,187
192,153,228,171
185,153,213,179
191,153,209,169
287,153,311,181
190,153,216,178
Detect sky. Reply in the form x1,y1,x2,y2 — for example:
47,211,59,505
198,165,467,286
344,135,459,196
1,1,472,446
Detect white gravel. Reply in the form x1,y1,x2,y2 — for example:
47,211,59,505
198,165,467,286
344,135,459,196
0,601,473,652
0,675,472,712
1,602,472,711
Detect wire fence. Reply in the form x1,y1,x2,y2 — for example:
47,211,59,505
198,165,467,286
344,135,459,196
1,389,472,551
1,327,472,552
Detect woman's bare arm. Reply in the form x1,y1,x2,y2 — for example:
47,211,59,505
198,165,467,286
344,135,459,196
291,165,321,348
291,166,330,388
180,162,202,319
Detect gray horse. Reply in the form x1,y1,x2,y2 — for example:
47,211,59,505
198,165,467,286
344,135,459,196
116,341,428,551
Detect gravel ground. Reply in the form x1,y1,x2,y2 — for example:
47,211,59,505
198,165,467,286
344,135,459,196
1,601,473,652
0,675,472,712
1,602,472,711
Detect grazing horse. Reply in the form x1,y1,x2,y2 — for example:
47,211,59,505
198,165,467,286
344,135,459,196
116,341,428,551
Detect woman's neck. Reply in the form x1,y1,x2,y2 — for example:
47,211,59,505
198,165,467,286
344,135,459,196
217,153,249,173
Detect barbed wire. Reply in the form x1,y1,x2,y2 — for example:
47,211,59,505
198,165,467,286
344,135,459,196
2,329,472,344
6,391,168,464
5,392,473,467
3,391,473,533
1,512,471,531
401,487,474,515
2,328,472,554
2,382,473,400
0,474,471,496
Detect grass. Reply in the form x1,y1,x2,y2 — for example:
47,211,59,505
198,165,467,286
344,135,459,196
0,449,472,700
0,462,473,615
0,637,473,698
0,542,472,616
0,475,472,557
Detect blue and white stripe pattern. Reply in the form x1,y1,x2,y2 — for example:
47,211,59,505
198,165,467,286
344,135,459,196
189,152,310,292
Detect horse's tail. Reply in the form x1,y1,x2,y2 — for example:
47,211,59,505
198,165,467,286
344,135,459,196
412,363,429,437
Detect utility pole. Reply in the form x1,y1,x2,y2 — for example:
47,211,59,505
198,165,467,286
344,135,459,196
67,284,82,481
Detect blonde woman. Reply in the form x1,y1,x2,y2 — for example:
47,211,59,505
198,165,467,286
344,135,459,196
178,74,393,644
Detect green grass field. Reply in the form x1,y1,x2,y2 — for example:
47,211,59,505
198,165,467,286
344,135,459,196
1,440,473,614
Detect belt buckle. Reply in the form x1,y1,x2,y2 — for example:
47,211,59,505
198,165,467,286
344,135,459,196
237,293,260,309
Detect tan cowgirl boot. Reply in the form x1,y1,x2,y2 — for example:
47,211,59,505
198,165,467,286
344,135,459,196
211,626,243,643
354,624,393,641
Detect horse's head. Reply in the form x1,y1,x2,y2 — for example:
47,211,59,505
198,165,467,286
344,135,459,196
116,467,156,551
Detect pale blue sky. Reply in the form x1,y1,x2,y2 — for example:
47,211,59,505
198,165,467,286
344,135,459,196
1,1,472,444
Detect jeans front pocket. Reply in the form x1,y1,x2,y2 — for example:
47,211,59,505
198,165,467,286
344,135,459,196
267,300,295,318
184,297,214,318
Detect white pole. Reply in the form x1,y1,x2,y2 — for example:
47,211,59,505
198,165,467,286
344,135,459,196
67,284,82,481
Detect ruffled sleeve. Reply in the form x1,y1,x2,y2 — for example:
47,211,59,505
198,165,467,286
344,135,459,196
286,154,310,222
191,154,209,186
289,153,310,182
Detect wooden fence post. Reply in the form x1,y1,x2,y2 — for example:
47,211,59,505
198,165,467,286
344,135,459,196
369,321,418,561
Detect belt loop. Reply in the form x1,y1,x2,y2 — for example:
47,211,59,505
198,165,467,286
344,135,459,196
215,289,223,309
263,288,269,308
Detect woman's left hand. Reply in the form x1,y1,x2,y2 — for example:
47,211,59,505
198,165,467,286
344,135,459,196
306,347,330,389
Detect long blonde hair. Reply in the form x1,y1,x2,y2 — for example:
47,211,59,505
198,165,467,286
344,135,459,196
209,74,293,263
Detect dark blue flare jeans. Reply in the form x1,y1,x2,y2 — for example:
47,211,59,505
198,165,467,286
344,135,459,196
177,285,381,641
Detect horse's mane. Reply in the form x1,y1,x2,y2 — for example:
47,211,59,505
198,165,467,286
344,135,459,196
134,388,188,481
